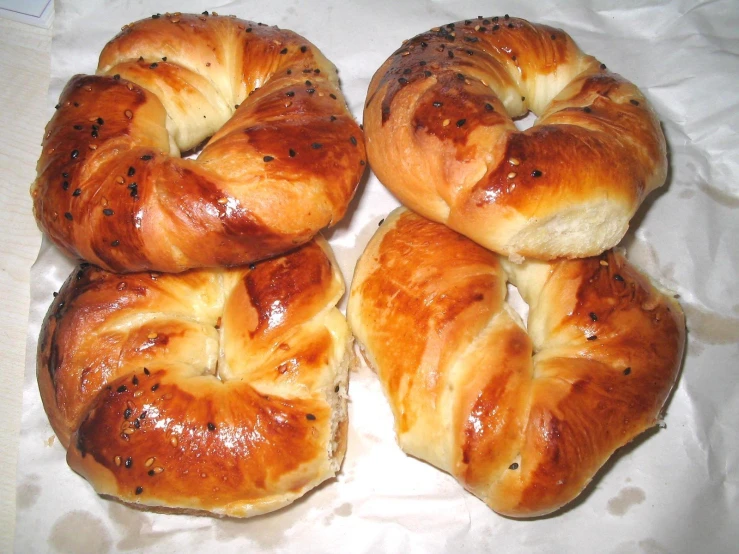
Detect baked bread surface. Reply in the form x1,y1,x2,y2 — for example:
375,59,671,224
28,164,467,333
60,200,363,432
364,17,667,260
33,13,366,272
38,237,352,517
348,209,685,517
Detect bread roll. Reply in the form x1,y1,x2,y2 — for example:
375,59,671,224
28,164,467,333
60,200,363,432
364,17,666,260
38,237,352,517
348,209,685,517
32,13,366,273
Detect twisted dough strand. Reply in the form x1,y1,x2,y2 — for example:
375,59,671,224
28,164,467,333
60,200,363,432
33,13,366,272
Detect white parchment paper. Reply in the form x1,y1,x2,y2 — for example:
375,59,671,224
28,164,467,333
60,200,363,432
17,0,739,552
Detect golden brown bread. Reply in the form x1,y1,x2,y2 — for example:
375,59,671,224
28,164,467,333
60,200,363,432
364,16,667,260
38,237,352,517
348,209,685,517
32,13,366,273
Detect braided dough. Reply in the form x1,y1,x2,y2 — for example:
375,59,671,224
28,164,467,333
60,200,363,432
32,13,366,273
348,209,685,517
38,237,352,517
364,16,666,260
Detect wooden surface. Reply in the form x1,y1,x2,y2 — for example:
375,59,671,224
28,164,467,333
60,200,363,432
0,16,51,552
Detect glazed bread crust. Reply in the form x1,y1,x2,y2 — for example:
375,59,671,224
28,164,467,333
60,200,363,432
348,209,685,517
38,237,352,517
364,17,666,260
32,13,366,273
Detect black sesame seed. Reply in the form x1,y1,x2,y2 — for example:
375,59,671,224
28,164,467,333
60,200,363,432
350,136,357,146
504,14,510,20
493,24,500,31
73,102,79,107
202,10,208,15
148,470,155,476
113,74,120,80
583,106,592,113
103,208,114,216
508,23,514,29
53,292,58,297
249,263,256,270
509,462,519,470
117,385,127,393
128,166,135,177
149,63,158,69
71,149,79,159
263,155,274,162
335,385,340,392
311,142,322,149
143,367,150,375
91,130,98,139
288,148,296,157
623,367,632,376
124,408,132,419
55,104,60,109
285,91,295,97
551,34,556,40
62,172,69,178
139,411,147,419
403,68,412,75
466,50,473,55
398,77,408,85
630,99,640,106
359,160,366,166
314,69,320,74
161,57,167,62
62,180,69,190
600,63,607,70
424,70,432,77
306,88,315,94
614,274,624,282
134,419,140,429
207,422,216,431
456,118,467,127
329,115,337,121
73,124,83,130
111,240,119,247
153,13,161,18
589,312,598,321
485,103,494,111
464,36,479,43
493,16,499,22
301,46,307,53
329,93,337,100
587,335,598,341
132,375,139,386
457,73,465,80
72,188,81,196
306,413,316,421
125,457,133,468
280,48,288,55
135,486,143,495
305,80,312,86
151,383,159,391
419,61,427,66
379,218,384,226
448,50,454,59
511,55,517,61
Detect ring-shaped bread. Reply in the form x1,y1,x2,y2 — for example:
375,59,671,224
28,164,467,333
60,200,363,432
364,16,666,261
38,237,352,517
32,13,366,273
348,209,685,517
